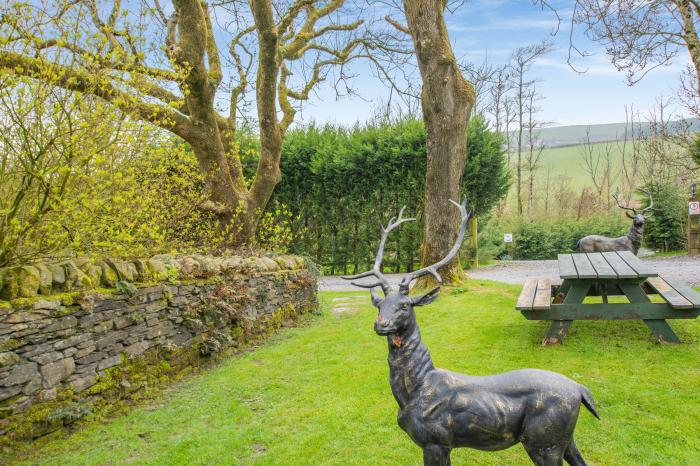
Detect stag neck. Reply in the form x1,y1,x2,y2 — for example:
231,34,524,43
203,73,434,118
387,324,435,409
627,222,644,252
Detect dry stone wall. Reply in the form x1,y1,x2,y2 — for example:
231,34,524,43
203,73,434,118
0,254,317,442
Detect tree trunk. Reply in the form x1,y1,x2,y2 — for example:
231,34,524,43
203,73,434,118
403,0,475,288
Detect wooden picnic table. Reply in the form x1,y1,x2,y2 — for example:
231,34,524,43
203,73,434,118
516,251,700,345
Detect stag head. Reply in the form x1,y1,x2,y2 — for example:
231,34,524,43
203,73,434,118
342,197,472,344
613,190,655,226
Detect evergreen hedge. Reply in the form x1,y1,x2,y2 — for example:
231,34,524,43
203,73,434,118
264,116,511,273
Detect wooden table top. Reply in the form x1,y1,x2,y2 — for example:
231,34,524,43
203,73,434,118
557,251,658,280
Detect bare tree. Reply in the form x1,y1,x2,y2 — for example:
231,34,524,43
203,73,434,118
0,0,366,247
510,41,554,216
524,85,547,221
579,129,618,209
461,59,497,116
571,1,700,88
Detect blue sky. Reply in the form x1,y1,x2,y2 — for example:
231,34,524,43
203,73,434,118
296,0,691,127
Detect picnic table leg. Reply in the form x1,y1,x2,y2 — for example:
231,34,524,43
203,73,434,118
642,320,681,344
542,282,589,346
543,320,572,345
619,283,682,344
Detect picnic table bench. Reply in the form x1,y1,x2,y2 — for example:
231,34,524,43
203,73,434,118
516,251,700,345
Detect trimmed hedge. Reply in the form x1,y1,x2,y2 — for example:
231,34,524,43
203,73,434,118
260,116,511,273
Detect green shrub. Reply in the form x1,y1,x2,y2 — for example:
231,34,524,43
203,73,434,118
641,182,687,251
478,216,629,260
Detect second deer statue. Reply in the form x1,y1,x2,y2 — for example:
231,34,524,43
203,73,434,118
577,190,654,255
344,197,599,466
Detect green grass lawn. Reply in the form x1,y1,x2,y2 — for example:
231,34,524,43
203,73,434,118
14,281,700,465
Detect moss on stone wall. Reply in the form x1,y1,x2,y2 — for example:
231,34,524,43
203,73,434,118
0,256,317,459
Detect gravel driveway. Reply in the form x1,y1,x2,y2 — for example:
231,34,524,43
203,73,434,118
319,255,700,291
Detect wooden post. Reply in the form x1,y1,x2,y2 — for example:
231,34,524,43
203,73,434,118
468,217,478,269
689,184,699,256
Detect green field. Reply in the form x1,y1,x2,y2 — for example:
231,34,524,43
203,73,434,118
14,282,700,465
520,141,626,191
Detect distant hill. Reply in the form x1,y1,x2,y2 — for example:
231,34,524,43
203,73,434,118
514,118,700,148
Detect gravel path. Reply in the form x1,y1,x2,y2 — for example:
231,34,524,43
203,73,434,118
319,255,700,291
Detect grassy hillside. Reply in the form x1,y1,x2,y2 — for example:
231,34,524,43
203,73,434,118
516,118,700,148
532,142,626,190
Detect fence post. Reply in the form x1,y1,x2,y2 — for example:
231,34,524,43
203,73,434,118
468,217,478,268
689,184,699,256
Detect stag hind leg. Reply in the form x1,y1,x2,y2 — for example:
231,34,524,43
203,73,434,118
422,445,451,466
522,443,566,466
563,438,588,466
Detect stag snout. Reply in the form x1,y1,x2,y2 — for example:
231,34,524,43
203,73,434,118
374,315,395,335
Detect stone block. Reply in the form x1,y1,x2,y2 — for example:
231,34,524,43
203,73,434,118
97,261,118,287
44,316,78,333
32,299,60,311
70,375,97,393
22,375,42,395
124,341,150,358
41,358,75,388
30,351,63,365
18,342,53,358
95,330,128,351
3,362,39,387
97,355,121,371
0,352,20,367
179,257,200,277
75,362,97,375
76,351,106,365
74,344,95,359
113,316,133,330
34,265,54,295
48,264,66,288
0,385,21,402
54,333,91,350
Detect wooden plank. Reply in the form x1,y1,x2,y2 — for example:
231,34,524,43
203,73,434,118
558,254,578,279
522,303,699,320
663,276,700,308
601,252,637,279
616,250,658,277
571,253,597,279
532,278,552,310
585,253,617,278
516,278,538,310
646,277,693,309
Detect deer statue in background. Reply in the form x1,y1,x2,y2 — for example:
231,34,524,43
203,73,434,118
577,190,654,255
344,197,599,466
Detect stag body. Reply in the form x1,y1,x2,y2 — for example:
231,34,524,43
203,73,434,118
345,198,598,466
577,191,653,255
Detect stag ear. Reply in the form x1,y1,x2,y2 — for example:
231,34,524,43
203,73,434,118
410,287,440,307
626,211,634,219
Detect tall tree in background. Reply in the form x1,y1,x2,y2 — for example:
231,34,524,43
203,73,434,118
0,0,364,247
397,0,476,286
510,41,553,216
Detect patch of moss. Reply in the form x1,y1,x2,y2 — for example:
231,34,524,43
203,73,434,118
0,339,21,352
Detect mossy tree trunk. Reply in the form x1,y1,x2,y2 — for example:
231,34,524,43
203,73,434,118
402,0,475,287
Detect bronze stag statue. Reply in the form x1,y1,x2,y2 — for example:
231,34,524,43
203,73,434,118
344,197,599,466
577,190,654,255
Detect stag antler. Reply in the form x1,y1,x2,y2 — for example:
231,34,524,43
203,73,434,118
640,189,654,213
613,189,655,218
612,189,637,216
342,206,415,293
398,195,472,293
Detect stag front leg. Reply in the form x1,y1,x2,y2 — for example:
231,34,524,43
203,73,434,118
423,445,451,466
